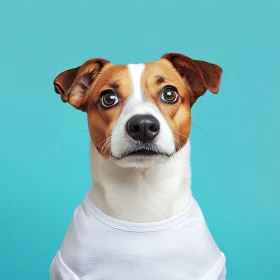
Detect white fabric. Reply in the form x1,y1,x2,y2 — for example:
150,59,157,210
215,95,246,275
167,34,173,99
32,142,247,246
50,194,226,280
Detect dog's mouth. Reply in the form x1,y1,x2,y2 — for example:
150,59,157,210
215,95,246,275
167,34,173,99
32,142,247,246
125,148,162,157
112,147,172,160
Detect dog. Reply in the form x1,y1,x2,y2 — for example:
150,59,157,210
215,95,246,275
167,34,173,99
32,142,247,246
50,53,226,280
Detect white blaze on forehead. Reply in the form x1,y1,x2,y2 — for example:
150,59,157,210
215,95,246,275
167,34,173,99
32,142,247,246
127,64,145,101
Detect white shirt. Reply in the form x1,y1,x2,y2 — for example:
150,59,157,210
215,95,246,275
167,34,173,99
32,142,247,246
50,194,226,280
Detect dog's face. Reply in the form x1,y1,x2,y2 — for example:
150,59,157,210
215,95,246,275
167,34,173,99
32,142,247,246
54,53,222,168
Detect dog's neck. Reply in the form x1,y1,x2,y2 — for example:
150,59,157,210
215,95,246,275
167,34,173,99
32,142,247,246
88,141,192,223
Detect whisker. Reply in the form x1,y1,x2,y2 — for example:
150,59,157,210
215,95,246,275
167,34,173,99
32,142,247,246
172,131,187,148
98,136,112,167
173,130,187,138
173,135,183,150
101,138,111,157
192,123,206,132
102,143,111,157
99,137,111,146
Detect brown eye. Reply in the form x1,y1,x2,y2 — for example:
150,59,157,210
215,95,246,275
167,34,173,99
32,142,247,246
100,91,119,108
160,87,179,103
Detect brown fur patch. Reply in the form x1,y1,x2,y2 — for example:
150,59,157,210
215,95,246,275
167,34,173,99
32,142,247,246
161,53,222,105
86,64,132,156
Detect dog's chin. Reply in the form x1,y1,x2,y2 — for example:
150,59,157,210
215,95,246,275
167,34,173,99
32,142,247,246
111,150,173,169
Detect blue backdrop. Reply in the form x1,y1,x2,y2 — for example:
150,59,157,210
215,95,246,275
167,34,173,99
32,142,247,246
1,1,279,279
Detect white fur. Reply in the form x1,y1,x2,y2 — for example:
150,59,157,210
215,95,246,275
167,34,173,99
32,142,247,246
88,63,192,223
127,64,145,102
89,141,192,222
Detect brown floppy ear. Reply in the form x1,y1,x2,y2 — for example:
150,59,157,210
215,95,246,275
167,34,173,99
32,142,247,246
162,53,222,105
54,58,110,111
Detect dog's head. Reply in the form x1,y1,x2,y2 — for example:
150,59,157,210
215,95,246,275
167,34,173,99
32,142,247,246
54,53,222,168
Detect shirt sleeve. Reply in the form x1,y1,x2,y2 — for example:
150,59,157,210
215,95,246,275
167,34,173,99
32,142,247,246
217,266,226,280
201,253,226,280
50,251,80,280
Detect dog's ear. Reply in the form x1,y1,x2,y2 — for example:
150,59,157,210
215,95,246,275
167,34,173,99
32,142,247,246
54,58,110,111
162,53,222,105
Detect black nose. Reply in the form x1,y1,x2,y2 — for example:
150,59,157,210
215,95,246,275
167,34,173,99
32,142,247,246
126,115,160,142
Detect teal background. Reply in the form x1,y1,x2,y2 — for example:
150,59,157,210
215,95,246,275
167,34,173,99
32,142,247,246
0,1,279,279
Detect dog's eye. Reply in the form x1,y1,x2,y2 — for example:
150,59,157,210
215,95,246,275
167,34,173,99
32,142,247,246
100,91,119,108
160,87,179,104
